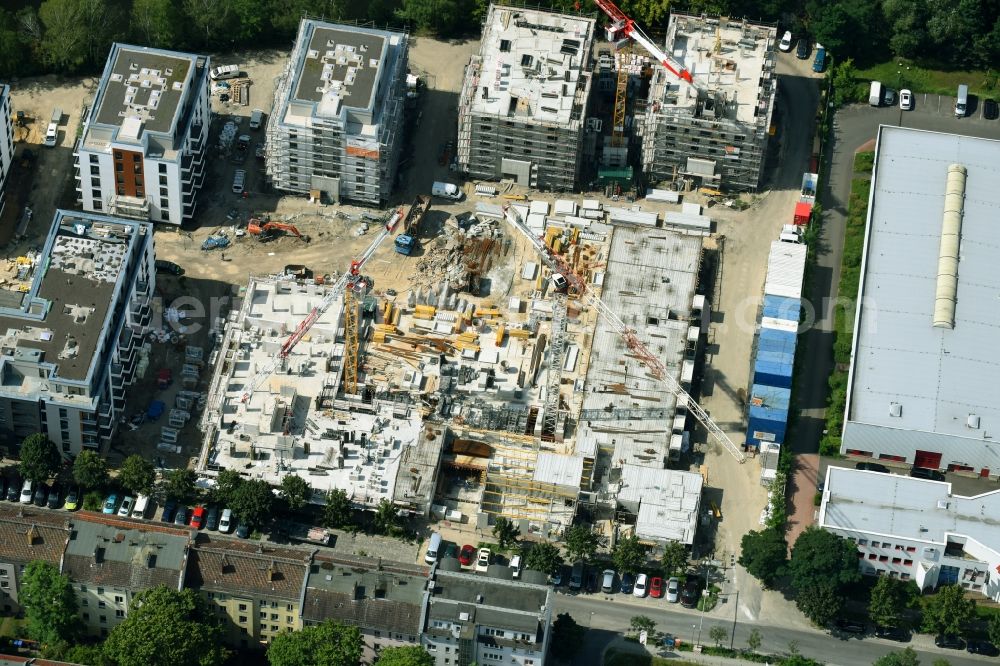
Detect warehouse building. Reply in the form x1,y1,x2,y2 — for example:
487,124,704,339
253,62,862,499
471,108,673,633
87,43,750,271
456,5,596,190
266,19,408,205
75,44,211,224
841,127,1000,475
639,13,777,192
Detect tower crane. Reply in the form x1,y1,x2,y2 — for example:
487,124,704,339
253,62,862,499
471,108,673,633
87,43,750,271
593,0,694,86
501,203,746,462
239,209,403,404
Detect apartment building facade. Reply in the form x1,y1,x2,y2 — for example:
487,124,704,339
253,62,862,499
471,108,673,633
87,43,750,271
0,85,13,221
265,19,408,206
0,210,155,455
75,44,210,225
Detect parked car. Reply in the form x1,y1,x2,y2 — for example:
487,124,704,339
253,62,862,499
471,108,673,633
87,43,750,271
666,577,680,603
508,554,522,579
835,618,866,635
6,475,20,502
0,477,7,502
601,569,616,594
46,485,61,509
205,505,220,531
102,493,118,514
619,572,635,595
235,521,250,539
984,98,999,120
649,576,664,599
586,569,599,594
633,573,649,598
680,579,702,608
812,46,826,73
190,506,206,529
967,640,999,656
19,479,34,504
475,548,492,572
795,38,809,59
174,505,189,526
63,487,80,511
154,259,184,276
219,508,233,533
779,30,793,52
935,634,966,650
459,544,476,567
910,467,945,481
550,567,564,587
855,462,890,473
33,483,48,507
899,89,913,111
442,543,459,561
118,496,134,517
569,562,584,591
160,499,177,523
874,626,910,642
132,494,150,519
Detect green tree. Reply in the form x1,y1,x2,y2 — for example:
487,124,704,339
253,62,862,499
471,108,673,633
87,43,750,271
229,478,274,529
181,0,232,47
228,0,269,40
788,528,860,592
163,467,196,503
805,0,885,65
103,586,227,666
830,58,862,108
83,490,104,511
492,516,519,550
19,433,60,482
20,561,80,646
922,584,976,636
38,0,118,72
869,576,919,628
874,647,921,666
612,535,646,574
130,0,182,48
550,613,585,661
0,9,29,79
396,0,466,37
119,454,156,496
564,525,601,564
266,620,362,666
738,528,787,588
72,449,109,489
373,498,402,536
882,0,928,58
213,468,243,505
931,660,951,666
661,540,688,576
524,542,563,575
322,488,353,529
988,613,1000,647
629,615,656,634
709,625,728,647
375,645,434,666
746,627,762,653
61,644,112,666
795,580,843,626
280,474,312,511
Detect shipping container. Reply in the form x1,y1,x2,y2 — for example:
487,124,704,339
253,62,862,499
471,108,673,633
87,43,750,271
793,201,813,226
762,295,801,322
758,326,797,352
764,241,807,299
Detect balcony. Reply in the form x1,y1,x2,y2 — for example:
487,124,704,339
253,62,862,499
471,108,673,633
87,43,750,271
108,195,150,221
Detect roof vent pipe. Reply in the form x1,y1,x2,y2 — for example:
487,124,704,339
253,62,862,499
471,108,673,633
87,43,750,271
933,163,966,329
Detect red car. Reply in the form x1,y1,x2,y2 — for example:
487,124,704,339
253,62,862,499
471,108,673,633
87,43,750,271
459,544,476,566
190,505,206,529
649,576,664,599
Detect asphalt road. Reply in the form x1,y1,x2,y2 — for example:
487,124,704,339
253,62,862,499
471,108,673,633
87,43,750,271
555,591,993,666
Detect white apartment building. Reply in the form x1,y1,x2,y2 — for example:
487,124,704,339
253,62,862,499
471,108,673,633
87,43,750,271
0,210,155,455
820,466,1000,600
75,44,210,225
0,84,13,221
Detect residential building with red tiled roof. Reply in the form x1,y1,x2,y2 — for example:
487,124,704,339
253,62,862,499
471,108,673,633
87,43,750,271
0,507,70,615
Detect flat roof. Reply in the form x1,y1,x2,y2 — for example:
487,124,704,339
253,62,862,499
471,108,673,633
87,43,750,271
92,44,199,140
532,452,583,487
428,569,549,633
618,463,703,543
846,127,1000,443
0,211,150,386
821,466,1000,553
467,5,594,127
577,226,702,463
294,25,385,110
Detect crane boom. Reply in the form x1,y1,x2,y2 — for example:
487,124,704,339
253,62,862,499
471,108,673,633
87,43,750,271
239,224,393,403
593,0,693,85
501,204,745,462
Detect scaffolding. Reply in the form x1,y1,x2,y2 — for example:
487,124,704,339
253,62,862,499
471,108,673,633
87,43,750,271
541,295,567,441
342,288,359,395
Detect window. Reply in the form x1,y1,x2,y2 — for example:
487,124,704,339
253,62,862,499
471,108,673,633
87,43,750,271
286,603,293,612
98,601,106,608
286,616,293,624
259,600,266,607
117,186,125,196
80,598,87,605
271,613,278,621
906,546,916,553
892,558,902,564
91,177,99,187
115,609,125,618
160,176,168,186
161,210,169,221
271,625,279,632
100,615,107,624
114,151,123,160
904,560,913,566
499,39,511,52
879,555,889,562
239,604,247,612
259,611,267,619
239,616,247,624
901,573,911,580
93,201,102,210
868,554,877,560
80,585,87,592
858,539,867,546
159,163,167,173
114,163,123,172
82,613,90,621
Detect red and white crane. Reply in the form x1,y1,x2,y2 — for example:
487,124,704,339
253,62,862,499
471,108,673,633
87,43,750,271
593,0,694,85
502,203,746,462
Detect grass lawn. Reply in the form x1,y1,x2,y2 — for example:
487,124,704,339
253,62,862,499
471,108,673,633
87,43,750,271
852,152,874,174
604,647,701,666
856,60,997,98
0,616,25,637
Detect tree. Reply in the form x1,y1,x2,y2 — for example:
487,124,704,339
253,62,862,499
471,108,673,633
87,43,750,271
709,625,728,647
738,528,788,588
267,620,362,666
119,454,156,496
805,0,885,65
103,586,227,666
20,561,80,647
922,584,976,636
0,9,29,79
795,580,843,626
375,645,434,666
988,613,1000,647
788,528,860,593
396,0,466,38
213,468,243,505
280,474,312,511
629,615,656,634
229,478,274,529
163,467,196,502
830,58,862,107
746,628,762,653
83,490,104,511
373,498,402,536
564,525,601,564
524,542,563,575
661,540,688,576
322,488,353,529
874,648,921,666
550,613,585,661
612,535,646,574
492,517,519,550
869,576,919,628
130,0,182,48
19,433,60,482
181,0,232,47
72,449,108,489
38,0,117,73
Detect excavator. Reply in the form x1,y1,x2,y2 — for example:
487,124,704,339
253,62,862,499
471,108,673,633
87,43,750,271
247,218,310,243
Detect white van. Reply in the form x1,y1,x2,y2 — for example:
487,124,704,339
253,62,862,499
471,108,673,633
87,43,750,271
431,181,462,200
425,532,442,564
210,64,240,81
232,169,246,194
249,109,264,130
44,123,58,147
132,494,150,519
955,84,969,118
219,508,233,533
869,81,883,107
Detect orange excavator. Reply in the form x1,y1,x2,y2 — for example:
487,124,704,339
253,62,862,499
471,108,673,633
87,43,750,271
247,218,310,243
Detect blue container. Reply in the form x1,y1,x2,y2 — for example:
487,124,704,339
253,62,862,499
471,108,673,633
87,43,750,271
758,327,797,353
762,295,801,322
746,384,791,445
746,415,788,445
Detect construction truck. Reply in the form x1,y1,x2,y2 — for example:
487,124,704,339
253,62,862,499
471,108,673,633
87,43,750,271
248,218,310,243
394,194,431,255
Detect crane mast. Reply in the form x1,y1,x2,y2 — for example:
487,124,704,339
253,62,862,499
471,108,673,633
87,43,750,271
593,0,694,85
501,203,746,463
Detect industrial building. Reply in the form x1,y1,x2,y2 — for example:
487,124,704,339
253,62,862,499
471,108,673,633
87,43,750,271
841,127,1000,475
0,84,12,221
0,210,154,455
266,19,408,205
423,567,552,666
456,5,596,190
75,44,211,224
639,13,777,192
819,466,1000,599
